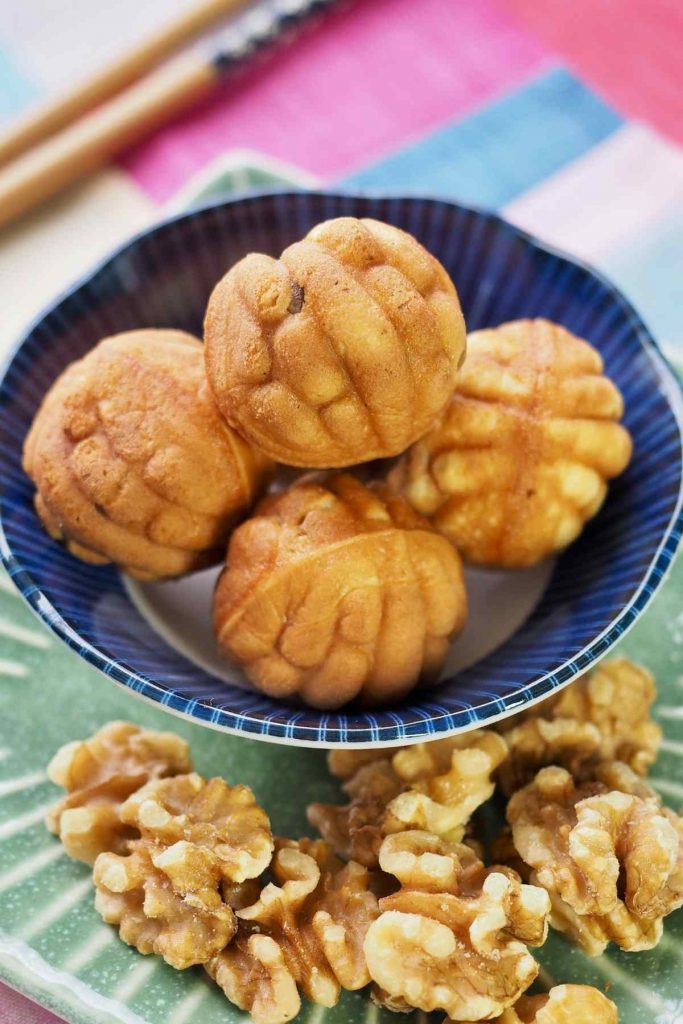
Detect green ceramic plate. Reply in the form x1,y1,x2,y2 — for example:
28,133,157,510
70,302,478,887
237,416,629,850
0,157,681,1024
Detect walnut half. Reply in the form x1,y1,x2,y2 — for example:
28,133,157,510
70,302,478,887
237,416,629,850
208,838,379,1024
120,772,273,883
547,659,661,774
308,731,507,867
507,765,683,954
92,771,274,969
327,748,392,781
364,831,550,1021
94,840,236,969
464,984,618,1024
498,658,661,795
46,721,192,863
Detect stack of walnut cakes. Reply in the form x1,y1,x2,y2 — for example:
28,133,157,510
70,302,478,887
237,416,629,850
24,216,632,711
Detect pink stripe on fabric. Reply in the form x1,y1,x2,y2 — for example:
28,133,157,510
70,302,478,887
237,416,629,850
121,0,548,202
0,984,63,1024
496,0,683,144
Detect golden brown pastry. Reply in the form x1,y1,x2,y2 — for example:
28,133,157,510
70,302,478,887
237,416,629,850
389,319,632,568
204,217,466,467
213,474,468,708
24,329,271,579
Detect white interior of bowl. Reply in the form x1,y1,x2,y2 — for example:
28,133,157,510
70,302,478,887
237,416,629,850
125,557,555,691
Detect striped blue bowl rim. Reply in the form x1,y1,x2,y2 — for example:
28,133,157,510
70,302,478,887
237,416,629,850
1,190,682,746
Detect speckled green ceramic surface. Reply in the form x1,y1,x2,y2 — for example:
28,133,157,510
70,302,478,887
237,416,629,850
0,161,681,1024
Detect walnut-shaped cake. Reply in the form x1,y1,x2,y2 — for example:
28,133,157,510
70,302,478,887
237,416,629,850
213,474,467,708
204,217,467,467
364,831,550,1021
47,721,191,864
390,319,632,568
506,764,683,954
24,329,271,579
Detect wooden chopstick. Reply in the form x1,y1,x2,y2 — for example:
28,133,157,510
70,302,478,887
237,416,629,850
0,53,220,230
0,0,339,232
0,0,251,167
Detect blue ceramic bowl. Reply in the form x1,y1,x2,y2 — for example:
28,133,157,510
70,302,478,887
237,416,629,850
1,191,682,745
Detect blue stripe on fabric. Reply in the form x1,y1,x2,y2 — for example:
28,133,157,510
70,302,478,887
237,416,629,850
0,45,38,121
342,67,623,208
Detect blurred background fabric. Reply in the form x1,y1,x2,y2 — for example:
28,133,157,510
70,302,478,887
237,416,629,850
0,986,62,1024
0,0,681,1020
0,0,681,358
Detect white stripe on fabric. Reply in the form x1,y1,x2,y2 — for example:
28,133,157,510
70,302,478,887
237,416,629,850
649,777,683,801
659,933,683,958
656,705,683,720
0,574,19,595
364,1003,379,1024
0,931,146,1024
0,168,154,360
167,985,212,1024
503,123,683,264
589,954,671,1015
659,737,683,756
